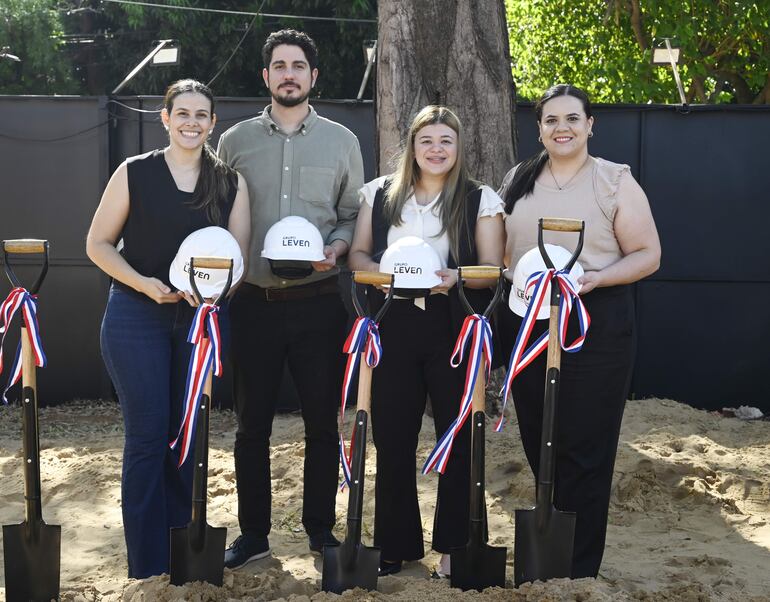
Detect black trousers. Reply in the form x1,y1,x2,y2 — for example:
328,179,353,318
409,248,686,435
229,282,347,537
498,284,634,579
371,294,470,561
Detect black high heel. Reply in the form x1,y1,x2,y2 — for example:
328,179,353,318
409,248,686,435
378,559,402,576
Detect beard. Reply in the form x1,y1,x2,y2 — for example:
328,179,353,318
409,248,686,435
272,84,311,108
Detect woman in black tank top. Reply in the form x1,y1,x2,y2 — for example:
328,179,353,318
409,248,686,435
86,80,250,578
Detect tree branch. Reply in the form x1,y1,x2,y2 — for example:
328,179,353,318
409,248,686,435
629,0,648,50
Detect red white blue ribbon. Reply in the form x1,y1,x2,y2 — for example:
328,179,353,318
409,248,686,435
498,269,591,431
170,303,222,466
0,287,46,404
423,313,493,475
339,316,382,487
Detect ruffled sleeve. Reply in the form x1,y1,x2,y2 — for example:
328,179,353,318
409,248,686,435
358,174,390,208
592,157,631,222
477,185,505,219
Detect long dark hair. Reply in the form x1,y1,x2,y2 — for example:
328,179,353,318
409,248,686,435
163,79,237,226
502,84,593,214
385,105,477,261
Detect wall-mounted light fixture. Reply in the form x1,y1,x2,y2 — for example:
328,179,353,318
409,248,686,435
651,38,687,106
0,47,21,62
357,40,377,101
112,39,180,95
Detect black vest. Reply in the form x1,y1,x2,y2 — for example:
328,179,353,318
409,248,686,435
369,180,495,348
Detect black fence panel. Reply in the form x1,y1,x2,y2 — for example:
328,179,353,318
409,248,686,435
1,96,769,412
0,96,112,405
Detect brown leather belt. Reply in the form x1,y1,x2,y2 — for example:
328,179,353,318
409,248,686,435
247,277,339,302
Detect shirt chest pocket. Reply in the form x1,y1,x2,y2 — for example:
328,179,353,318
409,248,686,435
299,166,337,206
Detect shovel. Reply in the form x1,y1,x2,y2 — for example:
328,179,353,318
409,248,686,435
2,238,61,602
449,265,507,591
321,271,394,594
514,217,584,586
169,256,232,586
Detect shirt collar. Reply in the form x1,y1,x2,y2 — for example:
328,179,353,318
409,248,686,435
258,104,318,136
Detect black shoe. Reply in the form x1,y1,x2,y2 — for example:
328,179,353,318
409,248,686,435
224,533,271,569
308,530,340,555
379,559,402,576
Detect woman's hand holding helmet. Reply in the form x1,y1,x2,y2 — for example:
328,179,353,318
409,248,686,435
139,276,183,304
432,268,458,292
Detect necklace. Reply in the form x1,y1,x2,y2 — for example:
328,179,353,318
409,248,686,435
548,156,590,190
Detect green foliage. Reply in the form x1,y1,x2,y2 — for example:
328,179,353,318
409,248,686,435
0,0,376,97
0,0,77,94
506,0,770,104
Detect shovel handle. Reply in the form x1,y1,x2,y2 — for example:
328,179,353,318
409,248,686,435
3,239,48,254
3,239,50,292
356,358,373,414
458,266,502,280
471,358,486,413
540,218,584,232
352,271,393,286
21,328,43,522
190,257,233,270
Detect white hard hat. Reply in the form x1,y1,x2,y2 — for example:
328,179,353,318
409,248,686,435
169,226,244,298
379,236,442,293
261,216,325,261
509,244,584,319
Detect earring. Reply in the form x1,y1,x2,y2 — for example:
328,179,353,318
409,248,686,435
588,131,593,138
208,129,214,135
537,135,542,143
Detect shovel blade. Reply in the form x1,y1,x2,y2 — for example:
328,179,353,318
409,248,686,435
321,542,380,594
450,541,507,591
3,521,61,602
169,523,227,586
514,506,575,586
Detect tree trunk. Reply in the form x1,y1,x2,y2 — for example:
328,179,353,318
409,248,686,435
376,0,516,188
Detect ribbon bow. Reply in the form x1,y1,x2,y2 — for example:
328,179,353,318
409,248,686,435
497,269,590,431
338,316,382,487
170,303,222,466
423,313,493,475
0,287,46,403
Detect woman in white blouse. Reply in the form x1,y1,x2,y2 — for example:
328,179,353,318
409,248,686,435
349,105,504,577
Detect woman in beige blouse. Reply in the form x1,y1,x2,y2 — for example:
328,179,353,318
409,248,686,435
498,84,660,580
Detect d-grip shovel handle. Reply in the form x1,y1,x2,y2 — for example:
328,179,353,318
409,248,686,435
537,218,584,272
3,239,50,293
457,265,504,319
188,257,233,306
351,271,395,323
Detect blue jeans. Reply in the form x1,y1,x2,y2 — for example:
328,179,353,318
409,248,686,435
100,284,201,578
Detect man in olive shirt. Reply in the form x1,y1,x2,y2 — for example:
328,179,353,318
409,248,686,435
218,29,364,568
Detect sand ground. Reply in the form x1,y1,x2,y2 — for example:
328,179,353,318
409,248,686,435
0,394,768,601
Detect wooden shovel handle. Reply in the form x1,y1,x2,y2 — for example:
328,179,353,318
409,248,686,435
353,271,393,286
3,239,47,254
540,218,584,232
459,266,502,280
356,358,373,414
471,359,486,413
190,257,233,270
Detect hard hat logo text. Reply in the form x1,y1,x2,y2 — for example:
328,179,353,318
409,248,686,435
393,262,422,274
183,263,211,280
282,236,310,247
